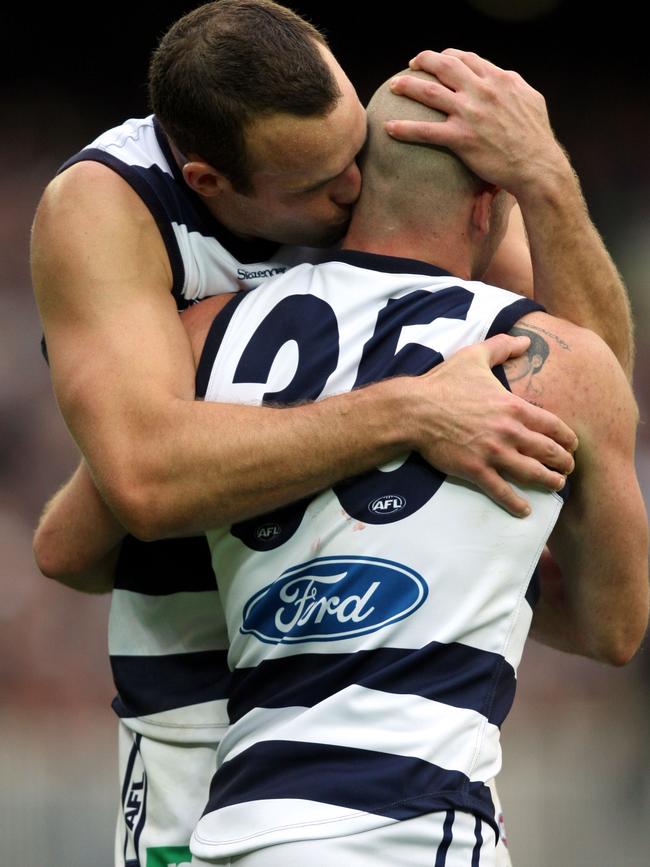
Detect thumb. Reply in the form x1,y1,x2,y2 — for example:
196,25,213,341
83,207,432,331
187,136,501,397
482,333,531,366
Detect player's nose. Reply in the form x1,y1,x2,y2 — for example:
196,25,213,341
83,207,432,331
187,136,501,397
330,163,362,207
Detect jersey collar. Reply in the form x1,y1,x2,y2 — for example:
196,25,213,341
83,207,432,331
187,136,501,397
320,248,456,279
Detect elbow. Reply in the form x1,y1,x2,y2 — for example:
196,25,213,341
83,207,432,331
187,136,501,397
105,470,179,542
33,523,64,582
597,639,642,668
591,615,649,668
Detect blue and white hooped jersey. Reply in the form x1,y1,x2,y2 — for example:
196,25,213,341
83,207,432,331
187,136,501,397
191,250,564,860
59,115,320,742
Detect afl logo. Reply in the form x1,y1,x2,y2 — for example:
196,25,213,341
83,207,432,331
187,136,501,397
368,494,406,516
241,555,427,644
255,523,282,542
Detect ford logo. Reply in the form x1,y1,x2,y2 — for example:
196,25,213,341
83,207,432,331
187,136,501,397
368,494,406,516
240,555,427,644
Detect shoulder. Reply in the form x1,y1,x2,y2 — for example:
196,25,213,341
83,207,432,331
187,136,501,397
181,295,236,367
32,160,168,279
504,310,635,440
32,159,173,306
36,160,154,226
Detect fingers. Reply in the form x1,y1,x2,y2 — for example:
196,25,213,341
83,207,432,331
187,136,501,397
407,50,481,90
517,429,575,475
410,48,502,80
471,467,532,518
440,48,501,77
385,118,457,146
482,332,531,366
497,453,568,493
517,400,579,455
388,74,458,114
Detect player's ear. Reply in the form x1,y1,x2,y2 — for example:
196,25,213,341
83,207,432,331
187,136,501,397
182,158,231,198
470,186,500,237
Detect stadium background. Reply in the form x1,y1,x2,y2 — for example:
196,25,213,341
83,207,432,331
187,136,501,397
1,1,648,863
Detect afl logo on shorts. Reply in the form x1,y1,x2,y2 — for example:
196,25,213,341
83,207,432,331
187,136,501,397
240,555,427,643
368,494,406,516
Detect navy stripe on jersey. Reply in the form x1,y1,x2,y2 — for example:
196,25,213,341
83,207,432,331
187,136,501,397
205,740,497,833
525,567,541,608
434,810,455,867
196,291,249,398
472,816,483,867
485,297,545,339
114,535,215,595
229,640,516,728
111,649,230,717
322,248,454,279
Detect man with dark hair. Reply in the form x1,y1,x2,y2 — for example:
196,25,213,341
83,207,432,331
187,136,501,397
32,2,634,864
149,0,340,198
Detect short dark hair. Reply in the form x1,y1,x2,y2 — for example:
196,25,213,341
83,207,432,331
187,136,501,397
148,0,341,192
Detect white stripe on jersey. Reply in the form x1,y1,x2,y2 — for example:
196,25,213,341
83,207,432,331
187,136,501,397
109,589,228,657
193,806,499,866
216,687,501,780
121,700,229,741
86,116,171,172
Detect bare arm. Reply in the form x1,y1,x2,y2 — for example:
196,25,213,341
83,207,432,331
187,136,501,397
387,50,633,377
34,460,124,594
505,312,648,665
32,161,577,543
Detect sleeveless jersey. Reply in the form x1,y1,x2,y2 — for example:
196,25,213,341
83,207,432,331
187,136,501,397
59,115,319,742
190,249,564,860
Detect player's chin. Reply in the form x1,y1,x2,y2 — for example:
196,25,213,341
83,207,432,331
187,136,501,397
305,218,350,248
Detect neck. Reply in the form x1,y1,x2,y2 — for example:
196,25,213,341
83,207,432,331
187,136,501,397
342,218,473,281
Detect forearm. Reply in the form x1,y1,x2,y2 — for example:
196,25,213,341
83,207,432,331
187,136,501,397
517,158,633,377
532,521,649,665
529,549,593,657
95,378,411,540
34,461,125,593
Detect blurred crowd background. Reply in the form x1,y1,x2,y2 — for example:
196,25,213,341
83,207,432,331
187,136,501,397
1,1,648,864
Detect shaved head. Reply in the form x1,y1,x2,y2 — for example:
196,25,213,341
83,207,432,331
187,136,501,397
354,69,485,234
344,68,512,278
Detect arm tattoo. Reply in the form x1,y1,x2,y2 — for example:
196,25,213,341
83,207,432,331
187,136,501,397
503,319,571,400
502,320,567,401
507,325,550,381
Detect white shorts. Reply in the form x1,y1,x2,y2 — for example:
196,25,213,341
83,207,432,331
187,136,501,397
191,806,511,867
115,721,220,867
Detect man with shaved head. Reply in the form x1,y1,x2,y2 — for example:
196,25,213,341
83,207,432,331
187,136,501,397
175,68,646,866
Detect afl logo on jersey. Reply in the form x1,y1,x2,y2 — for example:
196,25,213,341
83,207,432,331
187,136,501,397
255,523,282,542
368,494,406,516
240,555,427,643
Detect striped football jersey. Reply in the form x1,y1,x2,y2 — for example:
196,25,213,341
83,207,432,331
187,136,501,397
190,249,565,860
